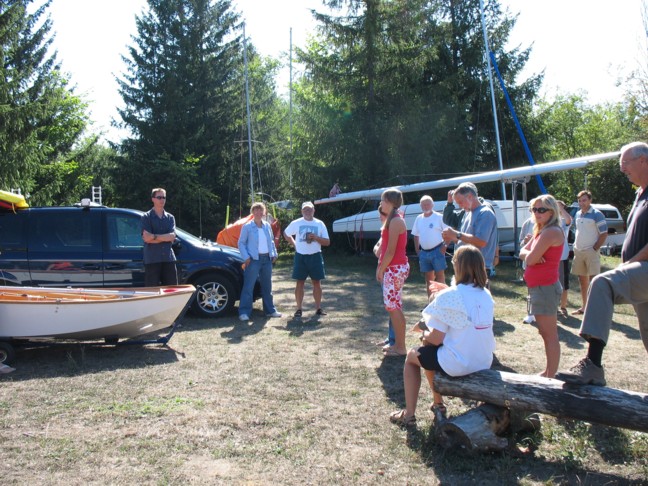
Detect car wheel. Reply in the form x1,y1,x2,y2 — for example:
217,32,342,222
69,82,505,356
0,341,16,365
192,274,236,317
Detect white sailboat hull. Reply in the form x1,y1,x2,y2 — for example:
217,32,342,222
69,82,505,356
0,285,195,340
332,200,530,251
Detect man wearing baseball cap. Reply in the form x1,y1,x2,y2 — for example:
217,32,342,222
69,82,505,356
284,201,331,318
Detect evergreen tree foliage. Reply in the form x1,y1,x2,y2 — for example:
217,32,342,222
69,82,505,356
292,0,541,205
0,0,88,196
115,0,245,233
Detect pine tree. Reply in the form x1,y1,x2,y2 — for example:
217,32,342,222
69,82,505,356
115,0,245,232
294,0,541,200
0,0,88,194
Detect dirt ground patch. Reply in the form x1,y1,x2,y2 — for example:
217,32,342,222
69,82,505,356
1,255,646,485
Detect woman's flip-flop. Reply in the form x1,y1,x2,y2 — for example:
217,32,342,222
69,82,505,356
383,347,407,357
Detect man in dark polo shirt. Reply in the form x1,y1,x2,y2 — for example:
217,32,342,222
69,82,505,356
557,142,648,386
141,188,178,286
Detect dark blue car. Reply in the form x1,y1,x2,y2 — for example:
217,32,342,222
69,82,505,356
0,204,249,317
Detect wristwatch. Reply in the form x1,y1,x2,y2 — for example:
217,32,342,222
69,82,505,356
456,232,463,240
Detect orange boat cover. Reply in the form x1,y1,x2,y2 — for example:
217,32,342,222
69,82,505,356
216,214,282,249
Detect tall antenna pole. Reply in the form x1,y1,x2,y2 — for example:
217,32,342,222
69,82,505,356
480,0,506,200
289,27,293,187
243,22,255,203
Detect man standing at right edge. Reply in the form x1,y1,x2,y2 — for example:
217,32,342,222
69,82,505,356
557,142,648,386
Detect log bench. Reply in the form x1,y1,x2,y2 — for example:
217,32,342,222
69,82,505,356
431,369,648,452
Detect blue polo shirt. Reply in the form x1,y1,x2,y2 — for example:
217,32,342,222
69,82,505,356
458,204,498,269
141,209,176,264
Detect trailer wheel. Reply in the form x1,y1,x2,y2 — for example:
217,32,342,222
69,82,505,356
0,342,16,365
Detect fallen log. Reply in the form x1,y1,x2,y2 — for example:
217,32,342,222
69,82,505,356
434,369,648,433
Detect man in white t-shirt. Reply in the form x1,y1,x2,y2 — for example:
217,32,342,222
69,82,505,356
571,190,608,315
284,201,331,318
412,195,449,296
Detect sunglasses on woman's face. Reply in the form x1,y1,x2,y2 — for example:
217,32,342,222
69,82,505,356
532,207,550,214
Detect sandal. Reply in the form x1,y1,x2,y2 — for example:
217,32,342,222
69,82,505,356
293,309,302,318
431,403,447,421
383,347,407,357
559,307,568,317
571,308,584,315
315,308,327,316
389,409,416,427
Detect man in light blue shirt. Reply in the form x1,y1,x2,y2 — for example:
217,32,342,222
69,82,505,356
442,183,498,274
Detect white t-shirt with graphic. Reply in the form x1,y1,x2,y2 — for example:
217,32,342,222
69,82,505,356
284,217,330,255
422,284,495,376
412,211,448,250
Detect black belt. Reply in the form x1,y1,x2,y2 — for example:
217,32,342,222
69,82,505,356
421,242,444,252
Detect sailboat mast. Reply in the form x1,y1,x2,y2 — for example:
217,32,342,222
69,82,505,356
243,23,255,203
479,0,506,200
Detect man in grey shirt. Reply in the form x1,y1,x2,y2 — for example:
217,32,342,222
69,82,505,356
442,183,498,273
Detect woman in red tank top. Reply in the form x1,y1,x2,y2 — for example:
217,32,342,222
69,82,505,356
377,188,410,356
519,195,565,377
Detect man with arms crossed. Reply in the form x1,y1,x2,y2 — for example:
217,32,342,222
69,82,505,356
284,201,331,318
570,190,608,315
557,142,648,385
141,188,178,286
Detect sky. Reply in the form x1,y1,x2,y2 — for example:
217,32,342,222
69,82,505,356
47,0,646,143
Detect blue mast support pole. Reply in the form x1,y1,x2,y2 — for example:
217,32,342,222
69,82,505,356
489,51,547,194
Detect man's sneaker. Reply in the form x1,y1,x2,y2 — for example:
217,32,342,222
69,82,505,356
266,311,282,318
522,314,536,324
239,314,250,321
555,358,606,386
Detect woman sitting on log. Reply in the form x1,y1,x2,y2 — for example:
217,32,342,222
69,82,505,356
390,245,495,427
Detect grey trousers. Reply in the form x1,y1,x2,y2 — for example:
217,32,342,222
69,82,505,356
580,261,648,352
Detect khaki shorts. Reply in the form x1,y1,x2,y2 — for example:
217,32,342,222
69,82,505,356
528,281,562,316
571,248,601,276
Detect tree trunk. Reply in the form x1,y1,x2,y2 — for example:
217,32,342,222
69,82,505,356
435,403,510,452
434,369,648,433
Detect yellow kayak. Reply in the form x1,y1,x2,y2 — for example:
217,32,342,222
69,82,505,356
0,190,28,209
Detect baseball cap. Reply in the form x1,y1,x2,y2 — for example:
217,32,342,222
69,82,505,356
301,201,314,209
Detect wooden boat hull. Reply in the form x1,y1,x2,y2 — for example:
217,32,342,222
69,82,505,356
0,285,195,340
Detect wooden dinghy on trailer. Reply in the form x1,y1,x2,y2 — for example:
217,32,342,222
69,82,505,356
0,285,196,364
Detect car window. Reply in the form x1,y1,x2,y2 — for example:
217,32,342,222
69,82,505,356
0,212,26,248
600,209,620,219
106,213,144,250
29,210,101,252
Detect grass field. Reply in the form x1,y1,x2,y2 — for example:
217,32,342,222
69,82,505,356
1,254,647,485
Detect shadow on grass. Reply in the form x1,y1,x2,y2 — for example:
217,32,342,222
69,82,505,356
5,341,179,380
610,319,641,341
375,353,406,406
402,418,645,486
493,318,515,338
271,315,323,337
558,418,644,468
220,318,268,343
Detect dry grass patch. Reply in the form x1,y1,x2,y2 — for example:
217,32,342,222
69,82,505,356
1,254,646,485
